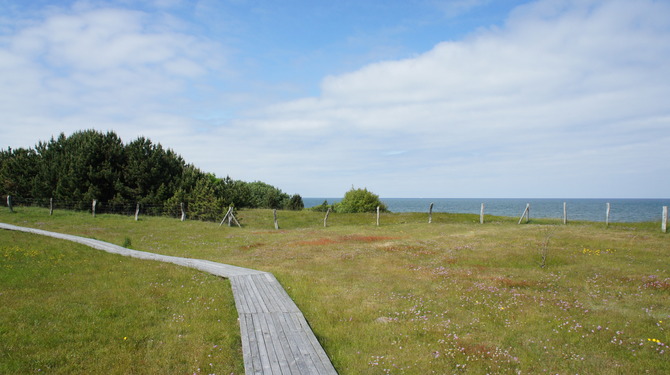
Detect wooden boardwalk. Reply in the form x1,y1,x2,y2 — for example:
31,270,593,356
0,223,338,375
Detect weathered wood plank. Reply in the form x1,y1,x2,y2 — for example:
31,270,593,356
239,313,262,374
269,313,302,374
251,313,273,374
282,313,321,374
292,313,337,374
244,274,271,313
258,313,284,374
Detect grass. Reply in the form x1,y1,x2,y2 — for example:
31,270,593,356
0,227,243,374
1,207,668,374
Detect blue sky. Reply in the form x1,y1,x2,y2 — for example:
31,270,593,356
1,0,669,198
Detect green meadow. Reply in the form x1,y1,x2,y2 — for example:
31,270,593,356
1,207,668,374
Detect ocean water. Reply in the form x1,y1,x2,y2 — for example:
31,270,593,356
303,198,670,223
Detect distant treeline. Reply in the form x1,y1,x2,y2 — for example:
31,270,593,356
0,130,303,220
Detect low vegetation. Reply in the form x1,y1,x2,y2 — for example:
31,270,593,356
0,227,243,374
334,187,388,213
1,207,668,374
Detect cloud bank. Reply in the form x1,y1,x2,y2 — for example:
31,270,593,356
230,0,670,197
1,0,668,198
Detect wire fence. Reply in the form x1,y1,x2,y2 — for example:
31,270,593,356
4,196,183,219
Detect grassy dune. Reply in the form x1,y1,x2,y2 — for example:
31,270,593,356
1,207,668,374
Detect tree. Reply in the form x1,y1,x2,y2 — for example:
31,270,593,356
285,194,304,210
0,147,38,198
246,181,289,209
334,187,388,213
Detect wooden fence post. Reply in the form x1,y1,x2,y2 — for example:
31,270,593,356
180,202,186,222
49,198,54,216
376,206,380,226
219,206,241,228
428,203,434,224
563,202,567,225
662,206,668,233
480,203,485,224
605,202,611,227
92,199,97,217
220,206,231,227
273,209,279,230
134,203,140,221
518,203,530,224
7,195,13,213
323,207,331,227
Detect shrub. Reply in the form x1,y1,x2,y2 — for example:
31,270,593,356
334,187,388,213
285,194,304,210
310,200,332,212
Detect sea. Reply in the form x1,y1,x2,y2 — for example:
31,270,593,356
302,198,670,223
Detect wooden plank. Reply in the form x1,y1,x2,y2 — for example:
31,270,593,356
256,273,300,313
280,313,314,374
252,274,284,313
269,313,302,374
230,277,253,315
257,313,283,374
239,313,262,374
282,313,320,374
250,274,279,313
244,274,271,313
263,313,293,373
291,313,337,374
236,276,258,314
251,313,273,374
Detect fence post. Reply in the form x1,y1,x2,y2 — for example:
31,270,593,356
273,209,279,230
7,195,13,213
563,202,567,224
135,203,140,221
480,203,485,224
518,203,530,224
50,198,54,216
180,202,186,222
663,206,668,233
323,207,331,227
376,206,380,226
605,202,611,227
92,199,97,217
428,203,434,224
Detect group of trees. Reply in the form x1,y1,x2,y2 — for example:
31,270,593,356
0,130,303,220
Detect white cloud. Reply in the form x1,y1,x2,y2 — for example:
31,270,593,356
0,3,221,150
219,0,670,197
1,0,668,198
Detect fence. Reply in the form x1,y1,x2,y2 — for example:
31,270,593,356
3,196,181,219
3,195,669,233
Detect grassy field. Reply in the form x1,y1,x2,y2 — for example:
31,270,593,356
1,207,668,374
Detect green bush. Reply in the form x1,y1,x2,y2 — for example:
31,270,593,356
285,194,304,210
309,200,332,212
334,187,388,213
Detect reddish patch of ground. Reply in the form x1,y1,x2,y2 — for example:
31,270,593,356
240,242,264,250
294,235,398,247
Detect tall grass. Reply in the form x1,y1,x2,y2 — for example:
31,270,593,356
1,207,668,374
0,229,243,374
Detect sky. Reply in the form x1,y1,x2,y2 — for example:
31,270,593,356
1,0,669,198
